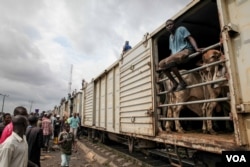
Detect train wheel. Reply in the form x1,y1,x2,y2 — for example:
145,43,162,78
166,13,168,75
98,132,106,144
128,137,134,153
87,129,92,141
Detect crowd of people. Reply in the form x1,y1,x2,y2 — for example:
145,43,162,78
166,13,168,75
0,106,81,167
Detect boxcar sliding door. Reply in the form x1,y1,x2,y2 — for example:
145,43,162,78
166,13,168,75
119,39,155,136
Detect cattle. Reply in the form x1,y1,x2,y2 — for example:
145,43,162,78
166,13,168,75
164,71,205,133
199,50,228,133
164,49,228,134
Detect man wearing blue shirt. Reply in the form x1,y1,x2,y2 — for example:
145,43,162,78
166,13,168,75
159,19,201,91
68,113,79,140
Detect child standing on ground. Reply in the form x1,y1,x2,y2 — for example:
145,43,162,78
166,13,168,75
58,123,76,167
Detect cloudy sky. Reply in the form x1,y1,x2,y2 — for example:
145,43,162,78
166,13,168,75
0,0,191,114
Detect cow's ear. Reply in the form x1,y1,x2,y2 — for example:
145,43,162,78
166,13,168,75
220,54,226,60
218,51,222,58
196,59,203,67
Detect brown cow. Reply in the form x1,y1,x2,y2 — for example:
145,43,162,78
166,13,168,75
165,71,205,133
164,49,227,134
199,49,229,133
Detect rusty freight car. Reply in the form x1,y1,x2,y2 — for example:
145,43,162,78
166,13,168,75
59,0,250,166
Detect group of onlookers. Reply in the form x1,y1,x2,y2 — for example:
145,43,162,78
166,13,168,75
0,106,81,167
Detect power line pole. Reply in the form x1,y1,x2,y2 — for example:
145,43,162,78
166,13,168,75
0,94,9,113
29,100,34,113
68,64,73,94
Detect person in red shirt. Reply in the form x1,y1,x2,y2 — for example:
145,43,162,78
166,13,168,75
41,114,52,152
0,113,11,137
0,106,28,144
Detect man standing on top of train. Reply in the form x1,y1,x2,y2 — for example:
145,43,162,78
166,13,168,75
158,19,202,91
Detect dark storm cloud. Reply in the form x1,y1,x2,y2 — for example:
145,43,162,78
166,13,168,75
0,0,191,113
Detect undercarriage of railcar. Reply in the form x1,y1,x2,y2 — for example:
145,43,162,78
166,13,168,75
83,127,230,166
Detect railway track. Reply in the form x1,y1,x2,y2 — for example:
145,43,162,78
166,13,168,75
79,137,195,167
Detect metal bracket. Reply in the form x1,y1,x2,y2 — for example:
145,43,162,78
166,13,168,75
142,32,150,47
146,108,154,116
131,116,135,123
130,64,135,71
222,23,239,37
236,103,245,112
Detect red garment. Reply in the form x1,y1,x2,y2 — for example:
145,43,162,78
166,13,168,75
0,122,13,144
42,118,52,135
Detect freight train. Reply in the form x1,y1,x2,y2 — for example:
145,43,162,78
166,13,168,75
55,0,250,166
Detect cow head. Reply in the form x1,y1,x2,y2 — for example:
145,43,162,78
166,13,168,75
202,50,222,65
200,49,228,88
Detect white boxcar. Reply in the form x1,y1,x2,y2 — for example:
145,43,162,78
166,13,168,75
78,0,250,166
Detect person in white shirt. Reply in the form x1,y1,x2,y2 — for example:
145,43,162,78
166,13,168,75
0,115,38,167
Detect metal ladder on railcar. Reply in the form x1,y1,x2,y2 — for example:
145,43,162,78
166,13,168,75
148,146,195,167
166,145,183,167
165,145,195,167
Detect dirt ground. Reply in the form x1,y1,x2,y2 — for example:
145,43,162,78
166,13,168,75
40,139,102,167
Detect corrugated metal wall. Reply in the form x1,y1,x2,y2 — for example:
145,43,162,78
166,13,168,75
119,41,155,136
93,64,120,133
83,82,94,126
